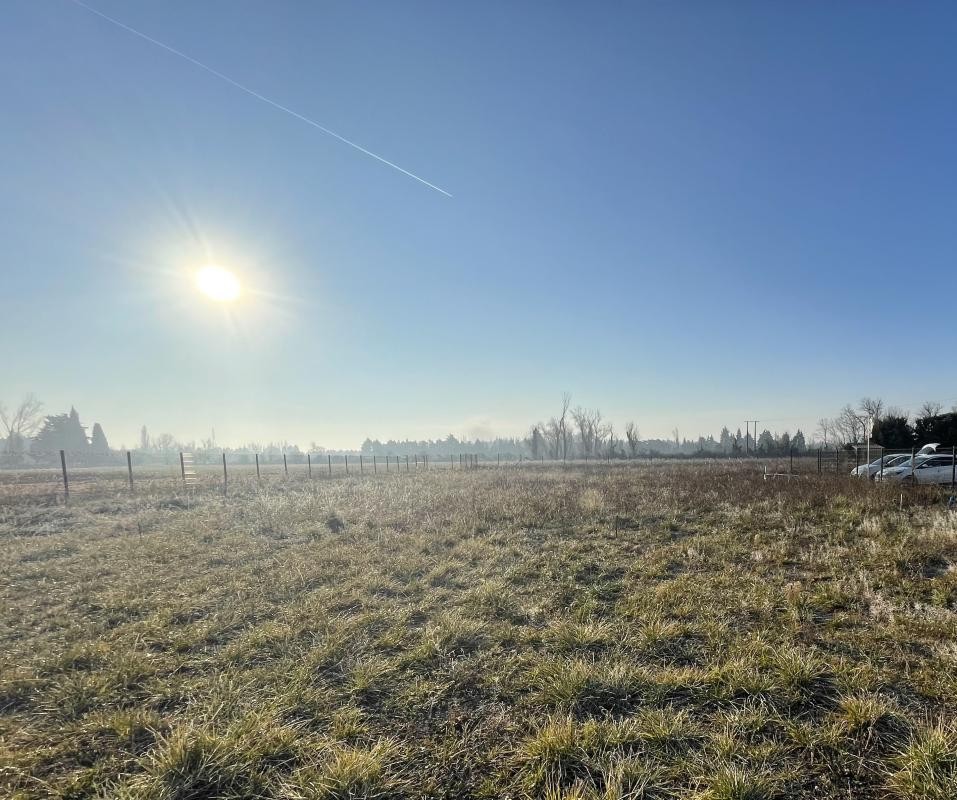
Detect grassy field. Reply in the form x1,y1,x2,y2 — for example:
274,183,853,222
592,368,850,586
1,464,956,799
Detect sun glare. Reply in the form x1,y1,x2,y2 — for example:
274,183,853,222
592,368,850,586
196,266,241,302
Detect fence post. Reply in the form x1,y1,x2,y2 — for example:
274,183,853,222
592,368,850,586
451,454,454,470
328,454,332,476
127,450,134,491
789,446,793,475
307,453,312,479
406,455,409,471
222,452,228,498
283,453,288,476
360,455,364,475
345,455,349,474
414,454,418,469
374,455,377,474
386,455,390,472
180,451,186,485
60,449,69,501
256,453,261,480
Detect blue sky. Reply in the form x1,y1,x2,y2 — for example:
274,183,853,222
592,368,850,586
3,1,956,448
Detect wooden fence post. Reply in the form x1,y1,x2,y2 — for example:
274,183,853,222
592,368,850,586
256,453,261,480
308,453,312,479
222,452,228,497
127,450,134,491
180,451,186,485
60,449,69,501
283,453,288,476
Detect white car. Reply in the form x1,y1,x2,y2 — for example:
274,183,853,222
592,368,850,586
876,453,956,485
851,453,911,478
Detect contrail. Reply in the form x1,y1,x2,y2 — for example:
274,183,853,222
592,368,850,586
67,0,453,197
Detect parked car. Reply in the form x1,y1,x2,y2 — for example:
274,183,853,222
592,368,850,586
876,453,956,484
850,453,911,478
918,443,941,455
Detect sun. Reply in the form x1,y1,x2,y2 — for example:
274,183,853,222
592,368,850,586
195,266,241,302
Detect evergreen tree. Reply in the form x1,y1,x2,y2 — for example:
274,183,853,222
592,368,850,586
90,423,110,456
792,430,806,453
32,408,89,461
873,415,914,449
719,427,733,453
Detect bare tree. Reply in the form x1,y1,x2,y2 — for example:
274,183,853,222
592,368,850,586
572,406,604,458
0,394,44,462
545,418,561,460
816,417,833,447
603,423,614,458
600,422,615,458
919,400,943,419
624,421,640,458
859,397,884,422
834,405,868,445
0,393,44,440
558,393,571,461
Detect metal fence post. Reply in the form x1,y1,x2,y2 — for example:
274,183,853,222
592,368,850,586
283,453,288,476
360,455,364,475
373,455,377,474
308,453,312,478
180,451,186,485
328,454,332,476
222,452,228,498
127,450,134,491
256,453,261,481
60,449,69,501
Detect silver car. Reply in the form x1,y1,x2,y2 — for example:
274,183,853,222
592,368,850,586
876,453,956,485
851,453,910,479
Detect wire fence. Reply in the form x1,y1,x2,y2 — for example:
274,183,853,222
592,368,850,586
0,446,954,504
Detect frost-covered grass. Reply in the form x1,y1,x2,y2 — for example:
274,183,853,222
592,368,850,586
1,463,955,798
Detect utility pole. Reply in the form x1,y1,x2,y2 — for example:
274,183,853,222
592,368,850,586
745,421,759,455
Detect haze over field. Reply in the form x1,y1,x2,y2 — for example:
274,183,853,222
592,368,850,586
3,2,956,446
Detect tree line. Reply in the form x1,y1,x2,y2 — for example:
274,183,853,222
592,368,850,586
6,391,952,470
817,397,957,450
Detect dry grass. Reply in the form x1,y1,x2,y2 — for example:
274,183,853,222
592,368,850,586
1,463,955,798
